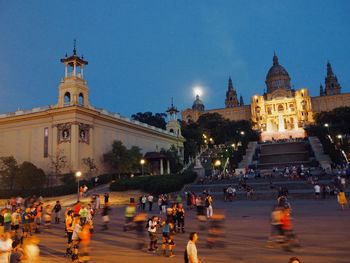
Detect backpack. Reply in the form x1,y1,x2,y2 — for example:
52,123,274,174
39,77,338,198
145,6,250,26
184,248,189,263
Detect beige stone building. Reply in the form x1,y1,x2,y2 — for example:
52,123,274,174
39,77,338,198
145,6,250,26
0,47,185,176
182,54,350,140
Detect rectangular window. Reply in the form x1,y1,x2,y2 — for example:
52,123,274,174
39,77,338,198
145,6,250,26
44,127,49,158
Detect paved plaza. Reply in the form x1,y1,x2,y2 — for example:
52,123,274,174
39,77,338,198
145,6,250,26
38,197,350,263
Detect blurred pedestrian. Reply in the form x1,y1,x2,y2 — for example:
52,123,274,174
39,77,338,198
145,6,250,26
337,190,347,210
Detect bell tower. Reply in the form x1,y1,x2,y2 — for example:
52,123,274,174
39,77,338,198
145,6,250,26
58,40,89,108
225,77,239,108
166,98,182,137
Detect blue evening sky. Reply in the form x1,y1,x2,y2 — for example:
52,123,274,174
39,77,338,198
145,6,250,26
0,1,349,117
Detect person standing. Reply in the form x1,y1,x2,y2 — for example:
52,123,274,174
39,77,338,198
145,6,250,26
53,201,62,224
314,184,321,199
148,194,154,212
186,232,200,263
104,193,110,206
205,194,213,218
141,195,147,211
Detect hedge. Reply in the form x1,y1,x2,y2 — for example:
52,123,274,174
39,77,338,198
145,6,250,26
0,178,93,199
109,170,197,195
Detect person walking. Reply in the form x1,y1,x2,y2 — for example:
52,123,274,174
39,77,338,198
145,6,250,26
337,189,348,210
147,216,159,252
148,194,154,212
185,232,200,263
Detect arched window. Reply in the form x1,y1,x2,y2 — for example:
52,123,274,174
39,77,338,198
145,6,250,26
169,128,174,133
255,106,261,115
78,93,84,106
64,92,71,106
278,104,284,112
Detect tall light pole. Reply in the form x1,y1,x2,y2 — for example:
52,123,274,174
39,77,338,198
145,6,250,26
75,171,82,202
140,159,145,176
324,123,330,134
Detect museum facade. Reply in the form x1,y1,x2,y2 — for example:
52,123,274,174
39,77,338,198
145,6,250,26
182,53,350,140
0,47,185,175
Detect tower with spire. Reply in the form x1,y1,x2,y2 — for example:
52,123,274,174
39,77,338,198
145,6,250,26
58,40,89,108
166,98,182,137
225,77,239,108
324,61,341,96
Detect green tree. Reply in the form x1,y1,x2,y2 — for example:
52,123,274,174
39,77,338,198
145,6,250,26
161,145,183,173
15,161,46,190
0,156,19,190
131,112,167,129
103,140,143,176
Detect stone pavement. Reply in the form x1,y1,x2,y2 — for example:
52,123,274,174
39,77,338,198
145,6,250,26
38,197,350,263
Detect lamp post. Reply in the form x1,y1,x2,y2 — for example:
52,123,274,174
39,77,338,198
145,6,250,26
140,159,145,176
337,134,343,148
75,171,82,202
324,123,330,134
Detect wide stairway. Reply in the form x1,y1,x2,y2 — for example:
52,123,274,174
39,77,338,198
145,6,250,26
257,141,313,170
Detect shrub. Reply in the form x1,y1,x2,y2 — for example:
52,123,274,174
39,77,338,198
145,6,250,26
109,170,197,195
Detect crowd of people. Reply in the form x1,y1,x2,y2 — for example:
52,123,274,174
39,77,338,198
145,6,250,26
0,196,48,262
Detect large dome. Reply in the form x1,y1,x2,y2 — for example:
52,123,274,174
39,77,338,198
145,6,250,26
192,95,205,111
265,53,291,93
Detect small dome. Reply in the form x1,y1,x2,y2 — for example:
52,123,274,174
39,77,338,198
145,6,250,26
192,95,205,111
265,53,291,93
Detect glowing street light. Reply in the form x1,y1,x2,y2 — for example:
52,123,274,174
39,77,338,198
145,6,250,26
75,171,82,202
140,159,145,176
214,160,221,167
240,131,245,135
324,123,330,134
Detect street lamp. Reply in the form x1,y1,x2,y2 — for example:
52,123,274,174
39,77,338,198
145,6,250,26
214,160,221,167
240,131,245,136
324,123,330,134
75,171,82,202
140,159,145,176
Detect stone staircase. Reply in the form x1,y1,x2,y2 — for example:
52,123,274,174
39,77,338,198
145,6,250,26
238,141,258,168
183,170,347,200
257,141,314,170
308,136,332,170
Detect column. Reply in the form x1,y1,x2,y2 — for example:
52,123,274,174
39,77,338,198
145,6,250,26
73,62,77,77
167,160,170,174
160,159,164,175
64,64,68,78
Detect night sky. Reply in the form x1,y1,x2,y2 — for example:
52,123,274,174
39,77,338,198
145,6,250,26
0,1,349,117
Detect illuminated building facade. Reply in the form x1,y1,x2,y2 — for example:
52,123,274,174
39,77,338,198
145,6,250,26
182,53,350,140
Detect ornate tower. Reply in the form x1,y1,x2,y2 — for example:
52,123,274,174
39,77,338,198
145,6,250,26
239,95,244,106
225,77,239,108
166,99,182,137
324,61,341,96
58,41,89,108
319,84,325,96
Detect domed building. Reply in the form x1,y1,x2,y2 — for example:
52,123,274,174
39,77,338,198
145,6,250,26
192,95,205,111
182,53,350,140
251,53,313,140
